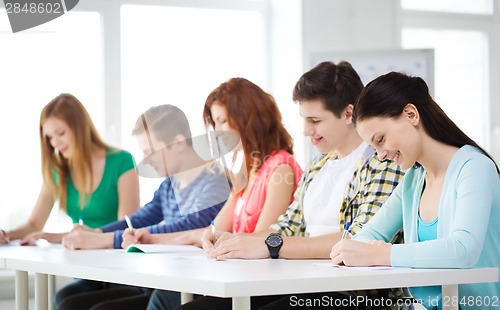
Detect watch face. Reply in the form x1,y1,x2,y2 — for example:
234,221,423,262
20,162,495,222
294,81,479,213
266,234,282,247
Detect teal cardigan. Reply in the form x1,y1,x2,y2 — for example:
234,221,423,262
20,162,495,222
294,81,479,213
353,145,500,310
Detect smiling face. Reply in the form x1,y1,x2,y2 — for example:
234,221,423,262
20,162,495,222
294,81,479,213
356,114,421,170
299,99,352,154
42,117,75,159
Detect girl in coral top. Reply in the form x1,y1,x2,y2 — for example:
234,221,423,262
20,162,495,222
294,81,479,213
121,78,302,310
122,77,302,246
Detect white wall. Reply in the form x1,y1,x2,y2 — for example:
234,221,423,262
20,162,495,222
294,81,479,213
302,0,400,68
300,0,400,162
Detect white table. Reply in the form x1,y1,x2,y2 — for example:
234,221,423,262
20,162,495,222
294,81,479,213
0,245,498,310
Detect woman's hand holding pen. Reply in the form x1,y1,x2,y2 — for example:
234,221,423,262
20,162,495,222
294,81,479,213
121,228,152,249
330,239,392,267
200,225,233,258
200,228,222,257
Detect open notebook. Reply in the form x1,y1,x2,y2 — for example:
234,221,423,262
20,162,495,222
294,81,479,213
126,244,203,253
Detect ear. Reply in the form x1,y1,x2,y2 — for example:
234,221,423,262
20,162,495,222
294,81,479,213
403,103,420,126
170,134,188,152
344,104,354,124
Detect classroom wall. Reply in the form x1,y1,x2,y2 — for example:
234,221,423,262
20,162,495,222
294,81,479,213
302,0,399,63
299,0,399,162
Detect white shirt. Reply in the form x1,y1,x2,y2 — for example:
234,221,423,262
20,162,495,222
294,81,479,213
303,142,368,237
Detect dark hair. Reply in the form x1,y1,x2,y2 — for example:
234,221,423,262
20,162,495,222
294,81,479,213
292,61,364,117
353,71,499,174
132,104,192,146
203,77,293,175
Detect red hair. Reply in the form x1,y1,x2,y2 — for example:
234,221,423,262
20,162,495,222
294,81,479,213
203,78,293,176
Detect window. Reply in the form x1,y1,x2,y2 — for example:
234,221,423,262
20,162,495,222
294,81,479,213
0,0,300,232
120,4,266,159
402,29,488,146
120,4,268,203
401,0,493,15
400,1,499,154
0,10,103,231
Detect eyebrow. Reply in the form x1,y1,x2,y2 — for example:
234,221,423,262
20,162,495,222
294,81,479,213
44,128,64,138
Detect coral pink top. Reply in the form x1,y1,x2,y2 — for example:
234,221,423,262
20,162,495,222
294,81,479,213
232,150,302,233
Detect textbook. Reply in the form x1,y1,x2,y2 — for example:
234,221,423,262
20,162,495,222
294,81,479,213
126,244,203,253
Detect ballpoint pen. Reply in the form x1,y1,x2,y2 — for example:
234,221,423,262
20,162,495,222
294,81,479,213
211,220,216,243
341,221,350,240
125,215,134,232
0,229,10,243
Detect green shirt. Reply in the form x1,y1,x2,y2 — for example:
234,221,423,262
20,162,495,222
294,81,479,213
65,149,136,228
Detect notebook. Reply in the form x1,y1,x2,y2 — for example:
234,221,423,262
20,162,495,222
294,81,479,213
126,244,203,253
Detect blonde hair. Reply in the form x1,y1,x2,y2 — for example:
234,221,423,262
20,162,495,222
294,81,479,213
39,93,110,210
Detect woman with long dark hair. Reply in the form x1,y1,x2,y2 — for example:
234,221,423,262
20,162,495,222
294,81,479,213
331,72,500,310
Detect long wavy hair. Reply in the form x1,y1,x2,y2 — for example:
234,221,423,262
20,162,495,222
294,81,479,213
203,78,294,179
40,93,110,210
353,72,499,175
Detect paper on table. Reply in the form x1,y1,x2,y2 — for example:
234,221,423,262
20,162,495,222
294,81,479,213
314,262,408,270
1,239,52,247
126,244,203,253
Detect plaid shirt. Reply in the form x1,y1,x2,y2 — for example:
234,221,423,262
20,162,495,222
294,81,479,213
271,146,403,238
270,146,406,308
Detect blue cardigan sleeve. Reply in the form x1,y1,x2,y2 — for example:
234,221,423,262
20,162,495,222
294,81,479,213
355,153,499,269
390,156,498,268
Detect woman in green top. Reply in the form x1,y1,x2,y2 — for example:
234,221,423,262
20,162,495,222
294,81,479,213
0,93,140,244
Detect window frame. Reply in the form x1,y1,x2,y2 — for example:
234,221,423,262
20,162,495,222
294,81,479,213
71,0,272,146
398,0,500,158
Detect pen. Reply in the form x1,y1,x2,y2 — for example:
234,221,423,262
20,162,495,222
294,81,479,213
0,229,10,242
211,220,216,243
125,215,134,231
78,216,84,226
341,221,351,240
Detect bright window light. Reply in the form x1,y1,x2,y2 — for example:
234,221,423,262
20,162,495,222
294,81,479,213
0,11,103,231
120,5,267,201
402,28,489,148
401,0,493,15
